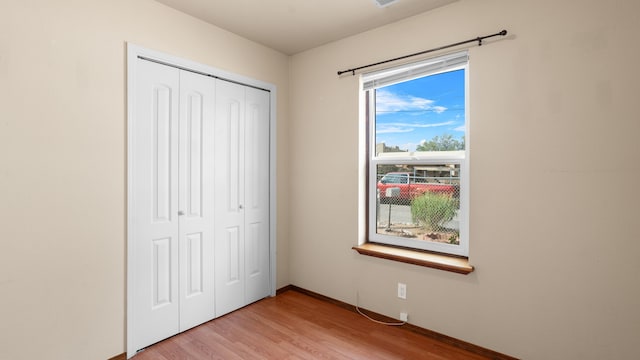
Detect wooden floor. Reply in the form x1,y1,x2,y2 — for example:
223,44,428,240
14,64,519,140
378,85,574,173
132,290,494,360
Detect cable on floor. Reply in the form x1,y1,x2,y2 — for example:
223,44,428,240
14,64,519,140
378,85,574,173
355,292,406,326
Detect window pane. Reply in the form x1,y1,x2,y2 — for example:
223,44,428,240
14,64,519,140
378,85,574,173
375,164,461,246
375,69,465,156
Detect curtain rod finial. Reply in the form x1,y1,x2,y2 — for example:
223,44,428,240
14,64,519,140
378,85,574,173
500,29,508,36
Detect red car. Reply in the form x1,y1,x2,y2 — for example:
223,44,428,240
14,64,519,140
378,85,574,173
377,172,457,204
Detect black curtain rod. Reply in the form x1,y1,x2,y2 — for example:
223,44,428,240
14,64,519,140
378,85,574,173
337,29,508,76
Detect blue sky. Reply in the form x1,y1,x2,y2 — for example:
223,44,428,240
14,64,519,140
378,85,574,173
375,69,465,151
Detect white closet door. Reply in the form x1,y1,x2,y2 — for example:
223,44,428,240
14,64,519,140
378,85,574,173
130,60,181,351
214,80,246,316
129,50,272,355
177,70,216,330
243,87,271,304
214,80,271,317
130,60,216,353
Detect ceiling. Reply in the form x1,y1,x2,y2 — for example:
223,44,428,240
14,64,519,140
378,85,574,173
155,0,458,55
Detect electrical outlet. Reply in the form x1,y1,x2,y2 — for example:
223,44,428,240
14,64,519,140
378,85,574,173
400,312,408,322
397,282,407,299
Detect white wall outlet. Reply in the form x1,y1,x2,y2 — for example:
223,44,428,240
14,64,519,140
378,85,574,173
400,312,408,322
397,282,407,299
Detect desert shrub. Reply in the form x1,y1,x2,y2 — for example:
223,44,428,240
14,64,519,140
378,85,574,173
411,192,459,232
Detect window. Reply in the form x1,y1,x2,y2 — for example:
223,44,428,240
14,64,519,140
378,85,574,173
364,51,469,257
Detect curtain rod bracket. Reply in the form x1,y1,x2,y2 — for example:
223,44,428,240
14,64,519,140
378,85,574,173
337,29,508,76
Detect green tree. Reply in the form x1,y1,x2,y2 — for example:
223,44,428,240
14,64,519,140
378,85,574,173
416,134,464,151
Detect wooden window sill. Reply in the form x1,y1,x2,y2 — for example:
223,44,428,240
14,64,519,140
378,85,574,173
352,243,474,274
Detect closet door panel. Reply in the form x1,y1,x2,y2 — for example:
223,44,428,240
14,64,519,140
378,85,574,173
178,70,216,330
244,87,271,303
131,60,180,352
214,80,246,317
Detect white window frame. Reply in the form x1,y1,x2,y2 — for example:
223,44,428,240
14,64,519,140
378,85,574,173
363,51,470,257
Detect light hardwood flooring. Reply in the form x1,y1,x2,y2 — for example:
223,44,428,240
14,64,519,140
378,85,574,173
131,290,500,360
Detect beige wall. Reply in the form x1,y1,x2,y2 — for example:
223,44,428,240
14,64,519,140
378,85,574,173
289,0,640,359
0,0,289,359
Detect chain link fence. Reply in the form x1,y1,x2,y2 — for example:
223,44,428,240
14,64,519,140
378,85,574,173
375,164,461,245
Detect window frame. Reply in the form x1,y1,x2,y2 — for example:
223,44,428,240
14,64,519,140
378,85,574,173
363,52,470,257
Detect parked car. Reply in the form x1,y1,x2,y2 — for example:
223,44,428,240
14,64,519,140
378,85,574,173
377,172,457,204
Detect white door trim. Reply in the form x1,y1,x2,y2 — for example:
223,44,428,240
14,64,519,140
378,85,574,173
126,43,277,357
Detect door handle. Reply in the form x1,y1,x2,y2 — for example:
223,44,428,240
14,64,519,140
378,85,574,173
238,205,243,210
178,210,185,216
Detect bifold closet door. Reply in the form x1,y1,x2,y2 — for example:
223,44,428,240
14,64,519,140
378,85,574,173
243,85,271,305
130,59,215,354
214,80,271,317
177,69,215,331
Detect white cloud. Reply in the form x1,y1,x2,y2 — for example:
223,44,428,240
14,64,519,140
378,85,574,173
412,121,455,128
376,89,447,114
453,125,466,132
376,121,454,134
376,126,414,134
432,106,447,114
